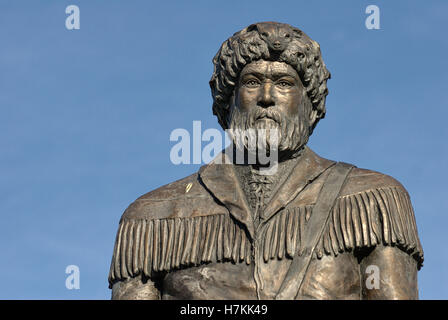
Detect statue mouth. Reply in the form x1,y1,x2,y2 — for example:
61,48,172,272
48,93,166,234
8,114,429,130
256,114,279,124
253,116,281,132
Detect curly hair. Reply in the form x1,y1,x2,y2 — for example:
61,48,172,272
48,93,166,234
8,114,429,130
209,22,331,132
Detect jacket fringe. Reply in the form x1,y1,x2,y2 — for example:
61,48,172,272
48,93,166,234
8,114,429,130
315,186,423,267
108,213,252,287
108,186,423,286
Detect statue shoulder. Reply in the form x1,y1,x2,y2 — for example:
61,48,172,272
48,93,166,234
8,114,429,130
319,165,424,269
120,172,225,222
108,170,232,287
340,166,408,197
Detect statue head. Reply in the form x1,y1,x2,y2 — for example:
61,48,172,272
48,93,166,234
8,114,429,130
210,22,331,155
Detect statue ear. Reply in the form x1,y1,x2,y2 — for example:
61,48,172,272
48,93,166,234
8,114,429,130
303,92,318,127
309,109,318,127
225,93,237,127
292,29,303,38
230,87,238,105
247,23,259,32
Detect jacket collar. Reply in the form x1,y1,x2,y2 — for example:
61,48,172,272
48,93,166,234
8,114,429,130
198,150,254,237
198,146,335,240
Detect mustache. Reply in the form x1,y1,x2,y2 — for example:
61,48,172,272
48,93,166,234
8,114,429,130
229,104,310,154
252,107,282,124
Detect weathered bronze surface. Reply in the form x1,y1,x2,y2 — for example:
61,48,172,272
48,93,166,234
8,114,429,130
108,22,423,300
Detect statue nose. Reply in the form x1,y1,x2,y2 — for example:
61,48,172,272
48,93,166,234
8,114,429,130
257,82,275,108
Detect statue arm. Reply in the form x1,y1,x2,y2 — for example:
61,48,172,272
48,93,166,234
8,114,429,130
360,245,418,300
111,275,161,300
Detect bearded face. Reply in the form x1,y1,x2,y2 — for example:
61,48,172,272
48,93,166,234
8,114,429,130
228,60,312,158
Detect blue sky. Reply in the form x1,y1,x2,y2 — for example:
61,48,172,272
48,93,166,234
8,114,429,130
0,0,446,299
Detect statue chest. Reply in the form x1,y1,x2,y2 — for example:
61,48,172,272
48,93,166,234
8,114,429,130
161,251,361,300
157,206,361,300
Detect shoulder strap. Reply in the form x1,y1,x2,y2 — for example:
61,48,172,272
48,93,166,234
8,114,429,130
275,162,354,300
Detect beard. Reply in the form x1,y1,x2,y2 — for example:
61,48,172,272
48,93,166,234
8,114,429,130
228,104,310,160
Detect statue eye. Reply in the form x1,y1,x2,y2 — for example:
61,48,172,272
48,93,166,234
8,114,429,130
285,33,290,38
244,79,260,87
277,80,292,88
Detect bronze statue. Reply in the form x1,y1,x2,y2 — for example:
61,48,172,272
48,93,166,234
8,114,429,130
108,22,423,300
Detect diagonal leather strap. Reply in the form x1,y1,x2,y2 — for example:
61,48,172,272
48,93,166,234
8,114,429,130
275,162,354,300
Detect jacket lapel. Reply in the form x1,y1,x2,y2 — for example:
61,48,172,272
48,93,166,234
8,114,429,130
198,151,255,240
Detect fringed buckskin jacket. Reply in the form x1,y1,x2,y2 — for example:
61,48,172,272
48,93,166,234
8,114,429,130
108,147,423,300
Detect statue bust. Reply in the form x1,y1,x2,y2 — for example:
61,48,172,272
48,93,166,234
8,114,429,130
108,22,423,300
